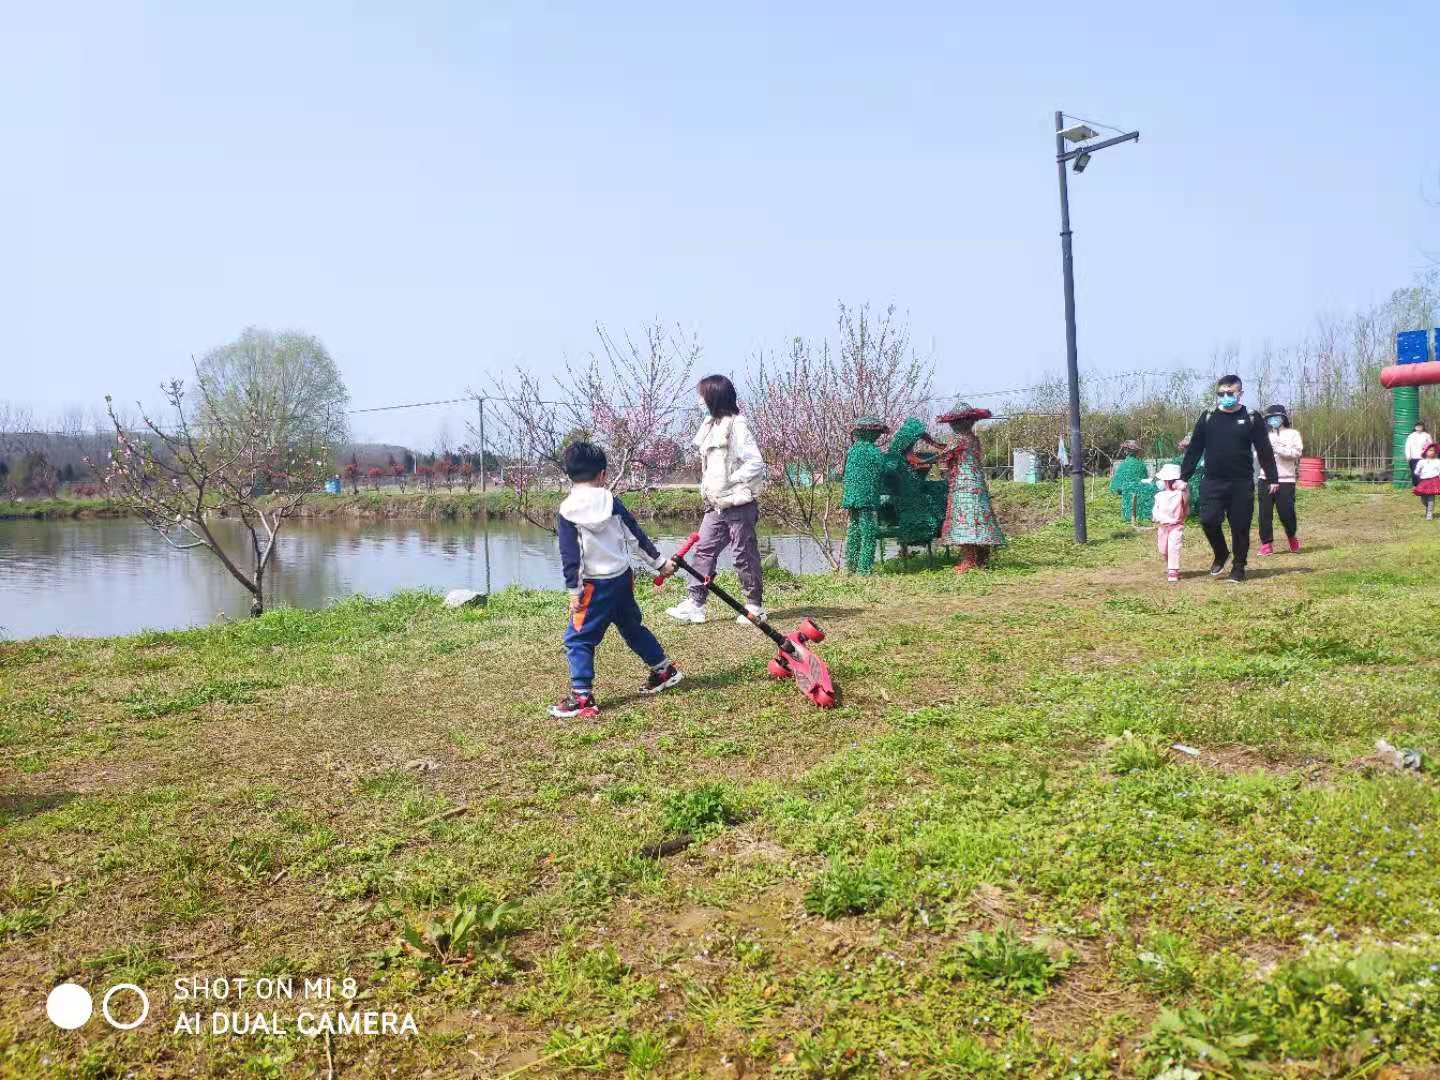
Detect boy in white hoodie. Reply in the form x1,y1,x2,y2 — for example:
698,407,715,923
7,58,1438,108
550,442,682,719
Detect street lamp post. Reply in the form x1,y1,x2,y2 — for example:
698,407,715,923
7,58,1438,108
1053,111,1140,543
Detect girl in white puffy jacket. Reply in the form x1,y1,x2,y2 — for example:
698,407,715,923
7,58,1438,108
1257,404,1303,555
666,375,768,625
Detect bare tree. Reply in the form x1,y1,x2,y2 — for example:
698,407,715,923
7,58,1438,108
0,402,37,461
747,303,933,567
99,376,334,616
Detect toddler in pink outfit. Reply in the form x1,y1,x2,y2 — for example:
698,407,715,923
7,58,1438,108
1152,463,1189,583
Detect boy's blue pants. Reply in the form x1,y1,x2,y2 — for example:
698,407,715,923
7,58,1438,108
565,571,665,692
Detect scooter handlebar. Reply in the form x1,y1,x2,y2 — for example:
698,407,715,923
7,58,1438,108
674,532,701,559
653,532,703,587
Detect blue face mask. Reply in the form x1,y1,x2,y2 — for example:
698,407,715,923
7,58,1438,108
1266,416,1282,429
1217,393,1239,410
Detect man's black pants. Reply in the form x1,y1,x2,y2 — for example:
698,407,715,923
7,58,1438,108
1257,481,1297,544
1199,477,1254,567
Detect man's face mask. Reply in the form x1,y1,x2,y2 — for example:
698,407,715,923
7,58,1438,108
1267,416,1282,429
1217,391,1239,409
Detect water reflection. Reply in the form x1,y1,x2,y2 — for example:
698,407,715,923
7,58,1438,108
0,517,839,639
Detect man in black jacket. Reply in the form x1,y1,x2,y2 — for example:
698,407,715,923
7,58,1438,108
1179,374,1279,583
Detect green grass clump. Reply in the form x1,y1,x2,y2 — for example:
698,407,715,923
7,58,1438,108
1142,938,1440,1075
804,857,898,918
400,896,523,974
1108,732,1169,774
660,782,743,835
941,928,1072,996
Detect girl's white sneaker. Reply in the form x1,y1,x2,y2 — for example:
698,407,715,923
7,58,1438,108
736,605,766,625
665,598,707,624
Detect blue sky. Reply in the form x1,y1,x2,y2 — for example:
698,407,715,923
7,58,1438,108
3,2,1437,445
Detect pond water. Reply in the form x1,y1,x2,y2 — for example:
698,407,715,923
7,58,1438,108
0,516,840,639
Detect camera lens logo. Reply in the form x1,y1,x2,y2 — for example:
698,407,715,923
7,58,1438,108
47,983,149,1030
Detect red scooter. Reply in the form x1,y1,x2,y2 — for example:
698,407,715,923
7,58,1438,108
654,532,839,709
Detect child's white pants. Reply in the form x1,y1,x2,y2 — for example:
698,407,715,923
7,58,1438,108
1156,522,1183,571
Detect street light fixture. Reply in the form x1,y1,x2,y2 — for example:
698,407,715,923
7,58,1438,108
1053,110,1140,543
1057,122,1098,143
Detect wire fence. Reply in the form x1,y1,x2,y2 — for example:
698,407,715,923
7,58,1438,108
6,362,1435,496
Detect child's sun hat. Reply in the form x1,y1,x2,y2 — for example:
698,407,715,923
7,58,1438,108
1155,462,1183,487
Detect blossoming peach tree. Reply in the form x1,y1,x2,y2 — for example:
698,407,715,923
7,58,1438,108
482,320,699,531
747,303,933,568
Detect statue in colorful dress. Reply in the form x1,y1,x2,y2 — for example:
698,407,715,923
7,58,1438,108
931,403,1005,573
841,416,891,574
1109,439,1155,524
878,417,947,549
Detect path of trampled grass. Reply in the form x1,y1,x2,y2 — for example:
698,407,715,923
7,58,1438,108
4,485,1440,1077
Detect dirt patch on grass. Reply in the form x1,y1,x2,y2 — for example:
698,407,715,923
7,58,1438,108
1171,742,1334,780
1028,947,1154,1044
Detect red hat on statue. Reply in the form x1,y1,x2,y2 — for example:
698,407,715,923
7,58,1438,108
936,402,993,424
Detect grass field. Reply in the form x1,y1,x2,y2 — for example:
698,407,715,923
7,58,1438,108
4,485,1440,1077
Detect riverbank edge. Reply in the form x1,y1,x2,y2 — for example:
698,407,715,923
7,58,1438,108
0,491,705,523
0,480,1064,526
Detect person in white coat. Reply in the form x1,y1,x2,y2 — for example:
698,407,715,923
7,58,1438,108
666,375,767,625
1257,404,1303,555
1404,422,1431,486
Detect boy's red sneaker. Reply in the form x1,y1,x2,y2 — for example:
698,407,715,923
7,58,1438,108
549,692,599,719
642,664,683,695
1288,537,1300,553
1257,542,1273,556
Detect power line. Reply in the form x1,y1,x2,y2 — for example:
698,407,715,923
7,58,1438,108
347,396,473,414
10,366,1416,440
347,393,570,414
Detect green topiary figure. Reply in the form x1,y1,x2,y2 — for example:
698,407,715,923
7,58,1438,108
1109,440,1155,524
842,416,891,574
880,417,947,548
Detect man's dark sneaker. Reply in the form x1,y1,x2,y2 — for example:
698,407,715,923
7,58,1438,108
1226,566,1246,584
549,692,599,719
1208,558,1228,577
642,663,683,695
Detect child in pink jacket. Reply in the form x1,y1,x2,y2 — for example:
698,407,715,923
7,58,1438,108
1153,462,1189,583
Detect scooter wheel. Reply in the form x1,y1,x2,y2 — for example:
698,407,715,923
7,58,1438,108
767,656,792,680
796,618,825,644
810,687,838,709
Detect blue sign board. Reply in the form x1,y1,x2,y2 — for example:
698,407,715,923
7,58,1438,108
1396,329,1430,364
